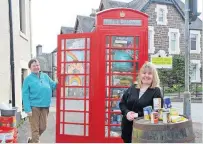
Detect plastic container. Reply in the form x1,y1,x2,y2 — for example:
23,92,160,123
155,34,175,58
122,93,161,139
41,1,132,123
0,127,17,143
0,116,16,127
0,108,17,117
0,138,17,143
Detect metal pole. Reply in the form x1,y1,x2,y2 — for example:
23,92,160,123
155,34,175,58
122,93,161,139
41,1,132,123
183,0,191,119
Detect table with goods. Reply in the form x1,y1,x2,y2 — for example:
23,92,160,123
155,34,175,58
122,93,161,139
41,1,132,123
132,97,195,143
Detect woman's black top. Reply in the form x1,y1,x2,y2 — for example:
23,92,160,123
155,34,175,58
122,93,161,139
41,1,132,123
119,84,163,142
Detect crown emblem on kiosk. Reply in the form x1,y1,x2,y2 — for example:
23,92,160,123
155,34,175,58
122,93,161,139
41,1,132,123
120,11,125,17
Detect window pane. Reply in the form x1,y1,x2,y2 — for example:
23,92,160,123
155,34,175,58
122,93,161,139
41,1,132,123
64,112,84,123
158,9,164,22
65,63,85,74
191,40,197,50
148,31,152,50
112,62,133,72
111,36,134,48
65,88,87,98
66,51,85,62
66,38,85,49
159,16,164,22
60,124,63,134
191,65,197,81
135,36,139,48
171,33,177,40
64,100,89,111
190,35,197,50
171,40,176,52
111,75,133,86
64,124,84,136
191,34,197,39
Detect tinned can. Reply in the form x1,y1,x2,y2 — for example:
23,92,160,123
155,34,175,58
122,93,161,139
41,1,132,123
163,112,171,124
151,112,159,124
144,110,150,120
143,106,152,120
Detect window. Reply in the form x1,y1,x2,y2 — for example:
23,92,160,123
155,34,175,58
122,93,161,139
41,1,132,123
190,30,201,53
148,26,155,54
168,28,180,54
191,34,197,50
171,32,177,52
155,4,168,25
191,64,197,81
158,9,164,22
19,0,26,34
190,60,201,82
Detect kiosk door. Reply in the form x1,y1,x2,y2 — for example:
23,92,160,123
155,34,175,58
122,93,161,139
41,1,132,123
95,30,147,142
56,33,94,143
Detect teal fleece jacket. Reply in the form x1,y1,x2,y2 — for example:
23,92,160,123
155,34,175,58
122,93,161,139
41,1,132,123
22,72,57,113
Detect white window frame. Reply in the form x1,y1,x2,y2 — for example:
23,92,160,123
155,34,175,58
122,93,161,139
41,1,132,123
168,28,180,54
148,26,155,54
155,4,168,25
190,30,201,54
190,60,201,82
19,0,26,34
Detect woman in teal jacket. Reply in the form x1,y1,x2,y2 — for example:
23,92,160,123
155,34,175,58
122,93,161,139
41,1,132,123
22,59,57,143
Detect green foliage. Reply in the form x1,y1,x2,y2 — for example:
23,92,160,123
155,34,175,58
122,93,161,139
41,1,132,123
158,55,185,89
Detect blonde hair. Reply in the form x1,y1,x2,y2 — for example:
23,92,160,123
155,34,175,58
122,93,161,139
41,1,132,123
137,61,160,88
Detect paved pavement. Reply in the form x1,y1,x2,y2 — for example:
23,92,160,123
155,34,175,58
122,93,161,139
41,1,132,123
17,98,202,143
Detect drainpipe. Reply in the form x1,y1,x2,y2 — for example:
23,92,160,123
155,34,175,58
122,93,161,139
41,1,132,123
29,0,33,58
8,0,15,107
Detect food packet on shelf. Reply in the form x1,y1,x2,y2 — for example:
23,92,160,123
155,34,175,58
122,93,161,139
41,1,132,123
171,116,182,123
170,108,179,116
171,116,188,123
180,116,188,122
157,109,163,120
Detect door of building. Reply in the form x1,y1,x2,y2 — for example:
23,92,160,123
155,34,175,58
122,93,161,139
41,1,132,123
91,30,147,142
56,33,94,143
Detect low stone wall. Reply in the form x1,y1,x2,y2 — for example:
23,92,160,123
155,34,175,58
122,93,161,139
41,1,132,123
171,97,202,103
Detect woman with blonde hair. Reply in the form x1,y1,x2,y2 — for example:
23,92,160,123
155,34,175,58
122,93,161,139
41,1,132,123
119,61,163,143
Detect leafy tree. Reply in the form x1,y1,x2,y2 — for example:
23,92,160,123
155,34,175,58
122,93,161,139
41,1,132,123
158,55,185,88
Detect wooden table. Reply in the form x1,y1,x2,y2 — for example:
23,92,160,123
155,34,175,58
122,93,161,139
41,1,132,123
132,118,195,143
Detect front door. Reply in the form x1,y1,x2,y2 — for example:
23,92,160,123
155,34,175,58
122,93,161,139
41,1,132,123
56,33,93,143
93,31,147,142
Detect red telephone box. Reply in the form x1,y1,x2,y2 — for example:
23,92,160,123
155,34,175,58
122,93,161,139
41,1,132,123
56,8,148,143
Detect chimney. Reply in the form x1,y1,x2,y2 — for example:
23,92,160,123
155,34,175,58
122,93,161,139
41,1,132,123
36,44,42,56
90,9,96,17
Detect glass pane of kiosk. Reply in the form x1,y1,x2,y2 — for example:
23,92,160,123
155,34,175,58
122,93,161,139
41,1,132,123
60,38,90,136
105,36,139,137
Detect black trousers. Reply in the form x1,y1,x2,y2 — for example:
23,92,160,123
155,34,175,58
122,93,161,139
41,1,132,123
121,124,132,143
121,117,133,143
122,138,131,143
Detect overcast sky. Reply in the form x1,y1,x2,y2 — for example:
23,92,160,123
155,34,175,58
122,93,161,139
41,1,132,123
31,0,203,56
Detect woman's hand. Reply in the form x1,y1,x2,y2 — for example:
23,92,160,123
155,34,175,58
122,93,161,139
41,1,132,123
126,111,138,121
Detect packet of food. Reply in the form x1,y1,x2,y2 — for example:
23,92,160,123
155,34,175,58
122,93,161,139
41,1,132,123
158,109,163,120
170,108,179,116
171,116,182,123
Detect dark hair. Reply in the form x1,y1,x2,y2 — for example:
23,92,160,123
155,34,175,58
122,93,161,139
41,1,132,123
28,59,39,68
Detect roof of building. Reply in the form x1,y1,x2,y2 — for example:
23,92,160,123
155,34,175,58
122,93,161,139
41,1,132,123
74,15,95,33
98,0,202,30
60,26,74,34
36,54,52,72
